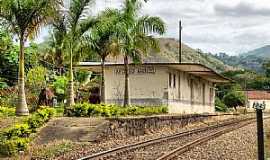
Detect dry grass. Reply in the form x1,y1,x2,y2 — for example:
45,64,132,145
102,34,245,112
23,140,80,159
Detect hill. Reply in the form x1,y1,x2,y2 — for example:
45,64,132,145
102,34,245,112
214,45,270,73
243,45,270,58
150,38,235,72
108,38,235,72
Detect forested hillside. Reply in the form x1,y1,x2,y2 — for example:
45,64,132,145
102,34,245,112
109,38,236,72
214,45,270,73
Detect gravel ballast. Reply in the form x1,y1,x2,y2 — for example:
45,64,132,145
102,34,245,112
176,119,270,160
27,115,259,160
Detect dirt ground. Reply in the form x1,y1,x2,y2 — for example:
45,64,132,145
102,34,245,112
34,117,107,144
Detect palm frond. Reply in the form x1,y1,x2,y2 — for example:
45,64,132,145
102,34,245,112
0,0,63,40
75,17,98,39
68,0,94,33
135,16,166,35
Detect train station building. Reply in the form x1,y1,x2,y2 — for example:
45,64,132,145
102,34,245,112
75,62,230,114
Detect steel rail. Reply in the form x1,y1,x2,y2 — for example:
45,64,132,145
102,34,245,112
157,117,270,160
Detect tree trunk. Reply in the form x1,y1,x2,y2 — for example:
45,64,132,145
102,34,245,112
123,55,130,107
16,36,29,116
66,44,75,107
100,57,105,103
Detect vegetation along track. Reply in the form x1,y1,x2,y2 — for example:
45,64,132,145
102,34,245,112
78,116,269,160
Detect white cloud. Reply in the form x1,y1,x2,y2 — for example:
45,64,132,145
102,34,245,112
35,0,270,55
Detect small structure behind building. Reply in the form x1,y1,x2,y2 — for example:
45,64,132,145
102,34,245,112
246,90,270,111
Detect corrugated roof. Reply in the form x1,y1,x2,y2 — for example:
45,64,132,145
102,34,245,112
74,62,231,83
246,91,270,100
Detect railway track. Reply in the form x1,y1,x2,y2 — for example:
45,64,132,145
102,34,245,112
156,119,257,160
78,116,265,160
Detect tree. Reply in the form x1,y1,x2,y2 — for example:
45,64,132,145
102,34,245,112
0,0,62,115
38,15,67,69
50,0,97,107
263,61,270,78
223,90,246,111
0,27,17,86
106,0,166,106
88,11,121,103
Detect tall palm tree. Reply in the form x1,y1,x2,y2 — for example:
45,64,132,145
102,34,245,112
59,0,97,107
105,0,166,106
0,0,62,115
88,11,120,103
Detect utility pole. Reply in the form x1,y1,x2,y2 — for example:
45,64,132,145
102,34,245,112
179,20,182,63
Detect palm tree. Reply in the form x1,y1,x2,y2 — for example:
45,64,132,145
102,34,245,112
0,0,62,115
58,0,97,107
88,11,120,103
41,16,67,68
105,0,166,106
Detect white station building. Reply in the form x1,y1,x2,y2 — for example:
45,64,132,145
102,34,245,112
75,62,230,114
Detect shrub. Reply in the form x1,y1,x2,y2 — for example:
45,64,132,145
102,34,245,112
2,124,31,139
0,88,18,108
0,107,56,156
26,66,48,90
74,103,89,117
36,107,55,119
215,98,228,112
0,107,15,117
0,81,8,89
0,138,30,156
66,103,168,117
27,107,55,131
52,76,68,102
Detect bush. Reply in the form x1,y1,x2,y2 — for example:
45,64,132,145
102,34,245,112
27,107,55,131
0,81,8,89
0,107,55,156
66,103,168,117
2,124,31,139
0,89,18,108
0,138,30,156
52,76,68,102
0,107,15,117
215,98,228,112
26,66,48,90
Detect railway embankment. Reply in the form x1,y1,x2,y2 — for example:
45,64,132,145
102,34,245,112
97,113,251,141
30,113,254,159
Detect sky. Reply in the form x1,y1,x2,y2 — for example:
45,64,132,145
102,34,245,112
36,0,270,55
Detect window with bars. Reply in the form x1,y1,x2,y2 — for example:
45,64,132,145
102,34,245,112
169,73,172,87
173,74,176,88
169,73,176,88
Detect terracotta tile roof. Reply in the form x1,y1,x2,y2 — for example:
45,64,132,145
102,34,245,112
246,91,270,100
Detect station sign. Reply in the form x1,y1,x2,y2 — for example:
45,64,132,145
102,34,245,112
114,66,156,75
